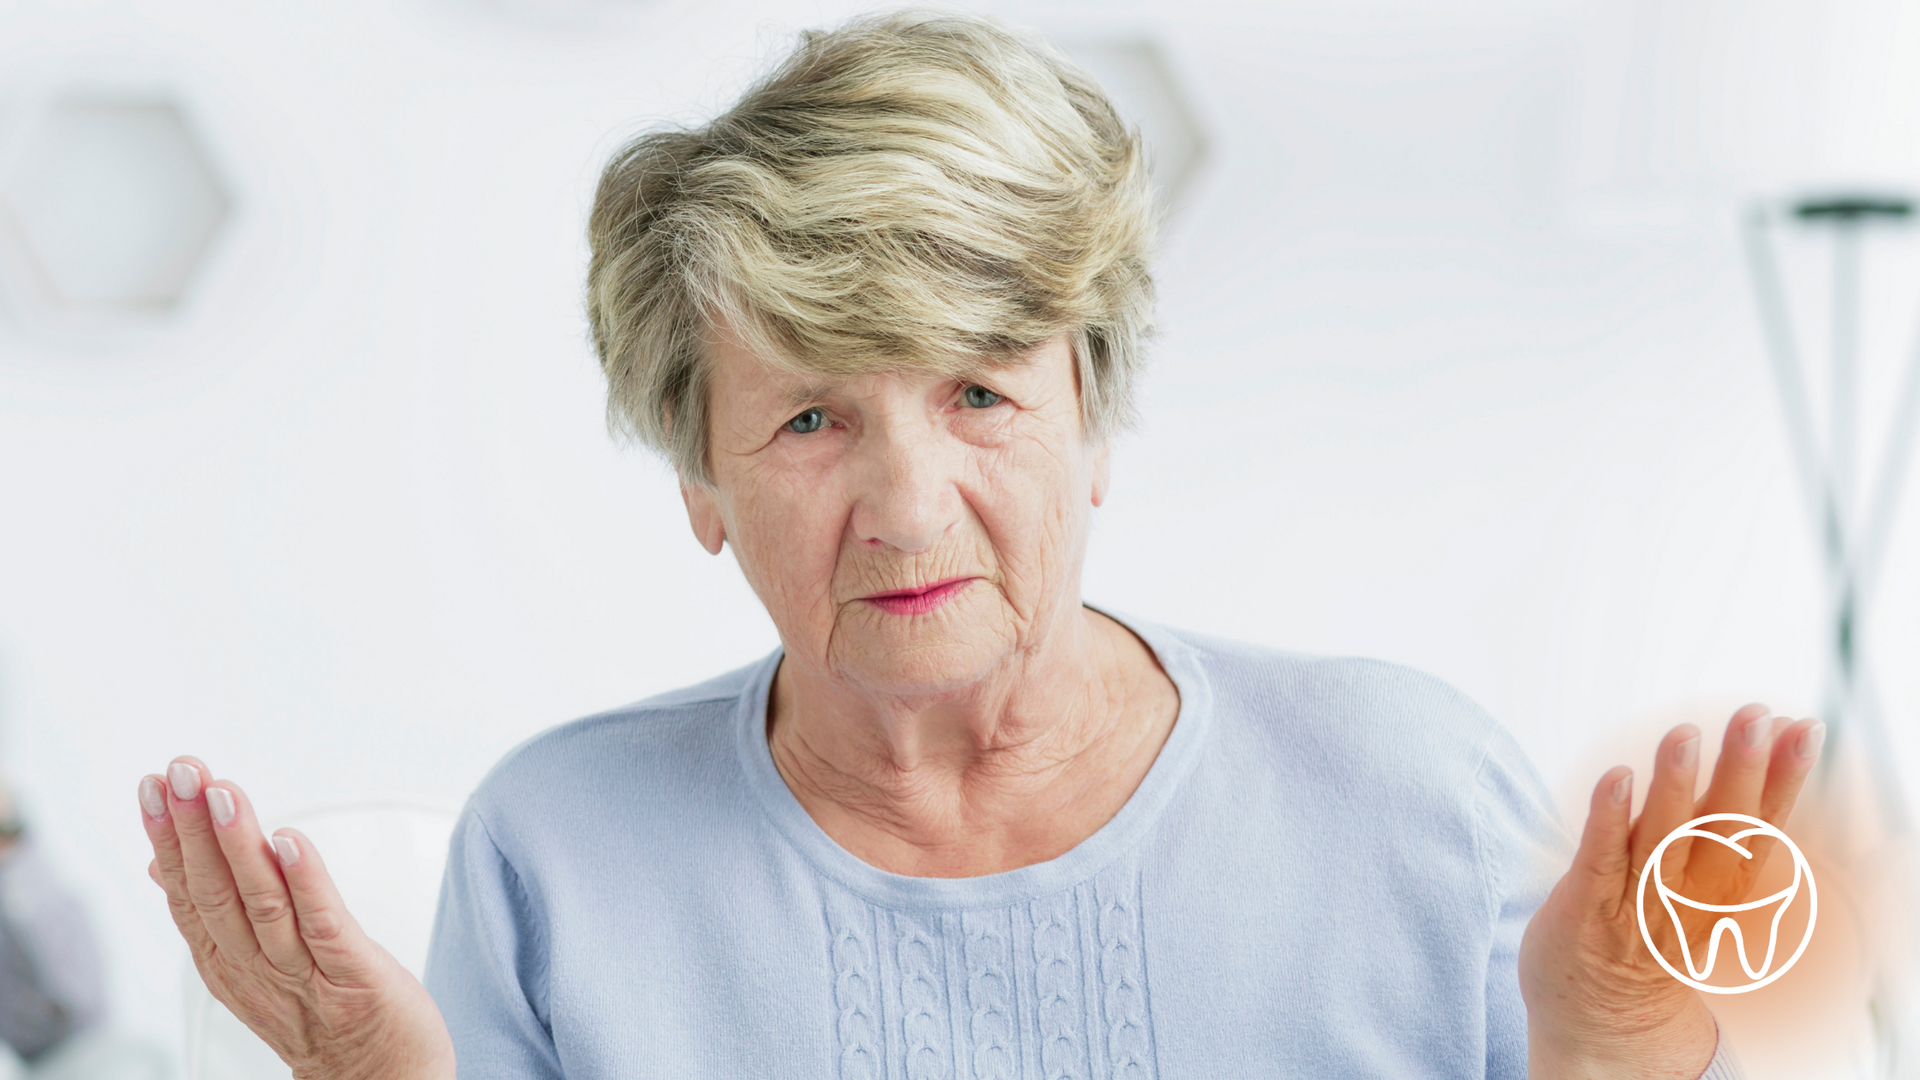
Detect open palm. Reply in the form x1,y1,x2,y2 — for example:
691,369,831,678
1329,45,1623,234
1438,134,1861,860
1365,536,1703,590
1519,704,1824,1078
139,758,454,1080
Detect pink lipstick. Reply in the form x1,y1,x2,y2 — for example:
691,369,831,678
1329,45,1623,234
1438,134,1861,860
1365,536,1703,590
862,577,975,616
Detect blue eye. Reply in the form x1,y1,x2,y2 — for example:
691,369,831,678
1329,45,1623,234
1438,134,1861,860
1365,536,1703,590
962,385,1002,408
785,408,826,434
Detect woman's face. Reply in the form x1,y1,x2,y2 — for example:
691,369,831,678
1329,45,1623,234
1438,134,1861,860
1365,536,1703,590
683,331,1110,696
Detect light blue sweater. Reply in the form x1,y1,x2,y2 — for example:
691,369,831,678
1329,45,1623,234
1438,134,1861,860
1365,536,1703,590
425,615,1742,1079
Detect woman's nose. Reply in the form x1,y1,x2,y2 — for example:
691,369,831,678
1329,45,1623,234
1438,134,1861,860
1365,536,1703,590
849,421,960,554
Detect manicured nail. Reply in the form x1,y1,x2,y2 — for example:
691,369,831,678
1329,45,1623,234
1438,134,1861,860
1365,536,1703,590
138,776,168,820
1675,734,1699,770
1612,772,1632,804
168,762,201,801
1743,715,1769,750
1797,722,1827,762
207,787,236,827
272,835,299,868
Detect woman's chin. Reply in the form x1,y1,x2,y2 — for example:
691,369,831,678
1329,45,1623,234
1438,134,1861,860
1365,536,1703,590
826,600,1015,695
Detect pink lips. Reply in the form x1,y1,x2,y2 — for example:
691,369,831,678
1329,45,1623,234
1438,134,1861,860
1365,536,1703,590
862,577,975,616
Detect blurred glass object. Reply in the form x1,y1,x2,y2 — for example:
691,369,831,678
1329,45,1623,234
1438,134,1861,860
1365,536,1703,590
184,801,456,1080
0,96,232,324
1057,37,1209,220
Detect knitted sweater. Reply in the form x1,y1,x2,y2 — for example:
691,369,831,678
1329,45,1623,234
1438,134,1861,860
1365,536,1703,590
426,614,1742,1080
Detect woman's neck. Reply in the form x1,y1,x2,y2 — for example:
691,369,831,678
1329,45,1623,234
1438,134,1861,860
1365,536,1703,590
765,607,1180,878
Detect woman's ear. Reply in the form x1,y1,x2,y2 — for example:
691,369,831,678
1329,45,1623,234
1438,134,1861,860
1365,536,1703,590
680,480,727,554
1089,440,1113,508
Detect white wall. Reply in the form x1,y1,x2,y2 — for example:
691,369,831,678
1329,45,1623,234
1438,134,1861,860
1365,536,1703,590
0,0,1914,1067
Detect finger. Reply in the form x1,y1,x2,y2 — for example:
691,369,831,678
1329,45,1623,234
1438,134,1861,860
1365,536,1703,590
204,780,314,978
1690,704,1776,883
270,829,384,988
1630,724,1702,882
139,773,217,963
165,757,265,964
1746,718,1825,865
1567,766,1635,919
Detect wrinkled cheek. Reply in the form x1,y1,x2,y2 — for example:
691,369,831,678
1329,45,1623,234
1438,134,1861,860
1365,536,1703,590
729,495,845,650
977,466,1088,622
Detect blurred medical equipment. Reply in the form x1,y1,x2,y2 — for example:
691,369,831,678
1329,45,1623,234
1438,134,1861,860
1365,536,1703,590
1742,194,1919,831
0,776,171,1079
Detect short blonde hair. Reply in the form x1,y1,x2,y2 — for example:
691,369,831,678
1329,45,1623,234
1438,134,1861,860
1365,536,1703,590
585,10,1156,484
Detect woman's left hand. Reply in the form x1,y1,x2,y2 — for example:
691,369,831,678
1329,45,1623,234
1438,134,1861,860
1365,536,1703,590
1518,704,1825,1078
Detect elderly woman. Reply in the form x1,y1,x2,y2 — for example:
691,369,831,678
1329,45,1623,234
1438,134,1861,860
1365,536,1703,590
138,13,1820,1079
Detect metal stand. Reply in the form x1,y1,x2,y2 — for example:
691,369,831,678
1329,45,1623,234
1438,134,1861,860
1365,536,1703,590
1740,194,1920,838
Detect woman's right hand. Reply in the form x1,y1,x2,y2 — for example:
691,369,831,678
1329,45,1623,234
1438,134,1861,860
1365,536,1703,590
139,758,455,1080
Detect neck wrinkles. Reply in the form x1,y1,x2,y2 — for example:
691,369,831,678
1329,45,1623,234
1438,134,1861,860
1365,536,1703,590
765,605,1177,878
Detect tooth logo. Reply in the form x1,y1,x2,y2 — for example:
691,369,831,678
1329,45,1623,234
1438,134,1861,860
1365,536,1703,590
1635,813,1817,995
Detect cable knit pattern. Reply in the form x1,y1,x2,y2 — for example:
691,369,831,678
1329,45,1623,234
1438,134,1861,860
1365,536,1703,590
893,911,952,1080
1028,889,1090,1080
961,910,1018,1080
1092,868,1156,1080
826,894,884,1080
814,884,1116,1080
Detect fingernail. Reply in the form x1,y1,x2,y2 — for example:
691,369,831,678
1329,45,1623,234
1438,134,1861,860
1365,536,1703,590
167,762,201,801
1743,715,1769,750
1675,734,1699,770
207,787,236,827
1612,772,1632,804
1797,722,1827,762
138,776,168,820
272,835,299,868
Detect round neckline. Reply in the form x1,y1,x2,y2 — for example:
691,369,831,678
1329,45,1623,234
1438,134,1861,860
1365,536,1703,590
732,608,1214,910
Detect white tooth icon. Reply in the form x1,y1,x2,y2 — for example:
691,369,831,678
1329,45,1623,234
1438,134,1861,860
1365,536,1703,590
1635,813,1818,995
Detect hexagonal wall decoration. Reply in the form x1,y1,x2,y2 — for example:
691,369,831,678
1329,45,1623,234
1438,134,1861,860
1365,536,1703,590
0,95,232,321
1059,36,1210,217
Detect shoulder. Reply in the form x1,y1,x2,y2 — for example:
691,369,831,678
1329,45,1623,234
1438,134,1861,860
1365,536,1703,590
1152,621,1503,766
460,655,770,844
1144,619,1554,836
1148,620,1565,910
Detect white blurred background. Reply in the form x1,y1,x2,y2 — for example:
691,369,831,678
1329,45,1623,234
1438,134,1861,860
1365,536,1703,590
1,0,1918,1074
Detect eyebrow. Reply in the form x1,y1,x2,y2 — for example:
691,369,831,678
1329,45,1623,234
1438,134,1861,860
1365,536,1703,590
774,354,1033,408
782,380,841,407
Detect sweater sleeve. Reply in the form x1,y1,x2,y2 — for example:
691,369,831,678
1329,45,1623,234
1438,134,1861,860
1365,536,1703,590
1696,1025,1745,1079
1469,733,1748,1080
1470,723,1569,1080
424,808,566,1080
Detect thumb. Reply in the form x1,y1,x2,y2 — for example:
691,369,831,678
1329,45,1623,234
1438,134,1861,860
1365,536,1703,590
1567,766,1634,919
270,829,386,987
